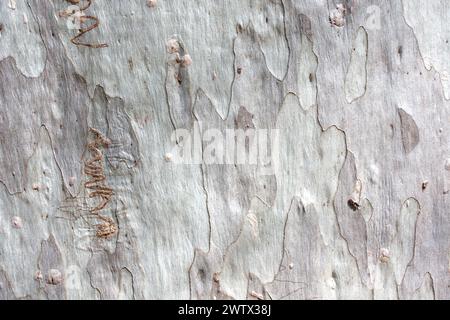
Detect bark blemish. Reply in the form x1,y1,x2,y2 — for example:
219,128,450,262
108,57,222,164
347,179,362,211
46,269,63,285
235,106,255,131
146,0,157,8
379,248,390,263
249,290,264,300
329,4,347,28
398,45,403,57
334,151,370,285
34,270,43,281
398,108,420,154
8,0,16,10
38,235,66,299
11,216,22,229
164,152,173,162
84,128,117,239
165,36,193,130
421,180,428,191
58,0,108,48
445,158,450,171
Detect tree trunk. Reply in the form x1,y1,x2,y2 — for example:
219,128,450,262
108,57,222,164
0,0,448,300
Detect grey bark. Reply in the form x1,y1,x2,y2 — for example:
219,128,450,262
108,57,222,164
0,0,449,300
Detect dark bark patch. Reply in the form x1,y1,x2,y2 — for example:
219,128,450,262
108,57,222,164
398,108,420,154
235,106,255,131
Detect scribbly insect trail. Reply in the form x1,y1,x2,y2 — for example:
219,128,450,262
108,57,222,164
84,128,117,238
59,0,108,48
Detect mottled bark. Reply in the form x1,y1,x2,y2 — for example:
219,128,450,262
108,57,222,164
0,0,448,300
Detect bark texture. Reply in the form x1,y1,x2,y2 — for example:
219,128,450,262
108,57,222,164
0,0,449,300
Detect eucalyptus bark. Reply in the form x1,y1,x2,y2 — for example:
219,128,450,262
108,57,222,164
0,0,449,300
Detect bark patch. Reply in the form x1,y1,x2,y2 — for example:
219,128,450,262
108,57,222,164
398,108,420,154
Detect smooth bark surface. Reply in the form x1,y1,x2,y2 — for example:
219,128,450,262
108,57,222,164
0,0,449,299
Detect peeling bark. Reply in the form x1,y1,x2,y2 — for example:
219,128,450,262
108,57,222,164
0,0,448,300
